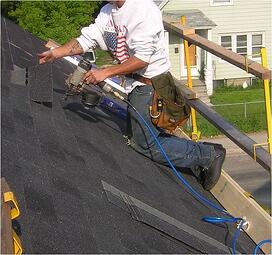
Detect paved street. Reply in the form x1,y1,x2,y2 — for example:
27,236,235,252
202,132,271,211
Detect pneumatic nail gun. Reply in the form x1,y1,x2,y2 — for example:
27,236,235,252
64,49,104,107
64,49,126,107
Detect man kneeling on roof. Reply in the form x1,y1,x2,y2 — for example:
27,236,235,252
38,0,226,191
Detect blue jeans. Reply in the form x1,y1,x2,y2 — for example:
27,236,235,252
127,85,215,177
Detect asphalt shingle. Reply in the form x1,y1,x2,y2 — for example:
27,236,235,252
1,18,256,254
163,9,217,28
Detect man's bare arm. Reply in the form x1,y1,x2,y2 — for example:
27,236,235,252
105,56,148,77
58,39,84,57
84,56,149,85
38,39,84,64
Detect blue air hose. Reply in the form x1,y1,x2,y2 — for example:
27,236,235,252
232,220,244,254
120,97,269,255
124,99,230,215
202,216,243,224
253,240,272,255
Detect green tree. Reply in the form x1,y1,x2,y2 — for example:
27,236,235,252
8,1,102,44
1,1,20,21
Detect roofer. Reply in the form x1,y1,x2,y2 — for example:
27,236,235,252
38,0,226,190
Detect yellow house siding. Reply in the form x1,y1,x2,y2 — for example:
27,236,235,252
168,33,181,78
164,0,272,80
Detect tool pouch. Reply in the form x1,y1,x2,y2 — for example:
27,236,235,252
150,72,191,132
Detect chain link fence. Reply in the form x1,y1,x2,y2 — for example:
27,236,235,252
212,100,270,120
195,100,271,137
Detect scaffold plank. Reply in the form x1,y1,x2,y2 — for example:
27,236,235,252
163,15,195,35
211,171,272,254
184,34,271,80
163,16,271,80
176,130,271,254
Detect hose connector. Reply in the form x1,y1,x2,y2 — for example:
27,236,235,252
112,91,125,101
239,217,249,231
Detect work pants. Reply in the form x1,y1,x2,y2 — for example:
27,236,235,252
127,85,215,177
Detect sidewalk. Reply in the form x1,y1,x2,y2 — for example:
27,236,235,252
201,131,269,155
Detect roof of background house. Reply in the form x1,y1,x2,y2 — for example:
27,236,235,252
163,9,217,28
1,17,255,254
154,0,169,9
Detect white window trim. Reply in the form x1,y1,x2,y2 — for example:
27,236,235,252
218,32,265,63
210,0,233,7
219,35,232,50
164,30,169,58
250,33,265,60
236,34,248,56
217,33,234,63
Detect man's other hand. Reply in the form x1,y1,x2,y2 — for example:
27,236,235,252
37,49,56,64
84,69,110,85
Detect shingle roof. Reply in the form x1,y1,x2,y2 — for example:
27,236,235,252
154,0,163,4
163,9,217,28
1,17,255,254
153,0,168,9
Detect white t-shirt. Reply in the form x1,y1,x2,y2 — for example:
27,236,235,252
77,0,170,92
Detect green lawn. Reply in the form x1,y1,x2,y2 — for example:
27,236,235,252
95,49,113,67
210,87,265,104
192,86,270,137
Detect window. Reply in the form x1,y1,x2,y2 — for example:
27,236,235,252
210,0,233,6
220,36,232,50
236,35,247,56
252,34,263,58
219,33,264,60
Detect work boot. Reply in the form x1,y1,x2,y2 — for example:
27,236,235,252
200,143,226,191
203,142,224,149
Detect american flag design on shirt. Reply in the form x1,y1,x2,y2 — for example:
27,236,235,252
104,23,129,63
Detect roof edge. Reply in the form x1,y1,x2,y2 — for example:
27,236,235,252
159,0,169,10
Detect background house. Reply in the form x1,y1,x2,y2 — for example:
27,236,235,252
155,0,272,96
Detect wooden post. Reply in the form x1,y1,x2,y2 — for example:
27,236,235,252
260,48,272,154
181,16,200,141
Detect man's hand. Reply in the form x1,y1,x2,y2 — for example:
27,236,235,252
37,49,57,64
84,56,148,85
84,68,111,85
38,39,84,65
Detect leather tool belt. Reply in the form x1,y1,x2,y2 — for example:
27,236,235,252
125,73,152,86
127,71,191,133
149,72,191,132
